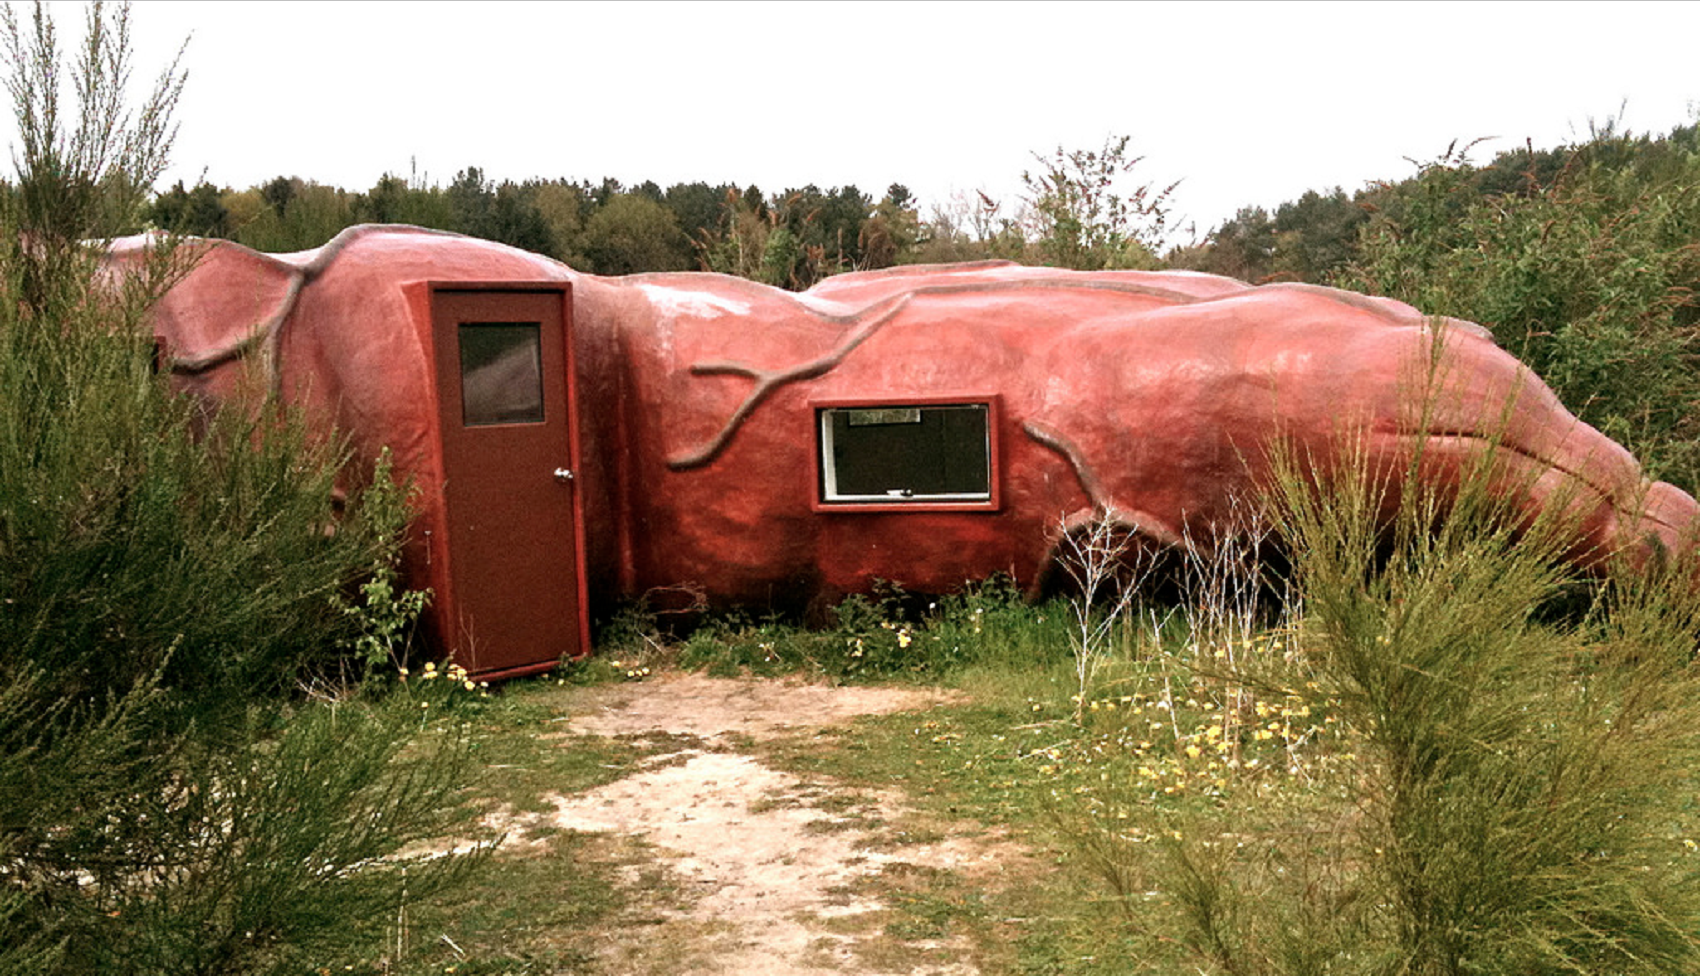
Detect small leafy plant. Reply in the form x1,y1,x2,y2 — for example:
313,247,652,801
333,450,432,681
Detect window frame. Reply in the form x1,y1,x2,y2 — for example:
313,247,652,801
810,394,1001,513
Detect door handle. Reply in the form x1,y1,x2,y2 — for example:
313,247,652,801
553,467,575,482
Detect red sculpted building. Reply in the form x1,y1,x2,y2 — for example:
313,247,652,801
129,226,1699,678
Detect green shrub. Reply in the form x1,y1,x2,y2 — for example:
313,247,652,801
0,6,480,972
1266,435,1700,973
1342,137,1700,490
10,689,485,976
332,449,433,684
1023,135,1174,271
1054,406,1700,973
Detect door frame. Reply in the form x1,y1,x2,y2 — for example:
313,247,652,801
419,279,590,679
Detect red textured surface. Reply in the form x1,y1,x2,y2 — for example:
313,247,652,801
124,226,1700,645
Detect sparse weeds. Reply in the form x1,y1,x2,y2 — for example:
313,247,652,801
676,611,823,676
325,830,642,976
1036,431,1700,973
1053,512,1146,722
667,575,1069,684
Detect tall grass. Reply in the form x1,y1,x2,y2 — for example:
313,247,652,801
1049,412,1700,973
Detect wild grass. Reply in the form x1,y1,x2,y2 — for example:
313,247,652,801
1031,445,1700,973
591,426,1700,974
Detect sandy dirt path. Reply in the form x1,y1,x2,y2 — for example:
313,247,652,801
495,672,1033,975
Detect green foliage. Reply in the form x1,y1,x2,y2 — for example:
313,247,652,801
445,166,557,256
147,179,229,236
665,576,1069,684
777,183,873,283
759,223,802,285
579,190,692,274
1343,134,1700,489
196,163,911,290
1,0,180,303
1022,134,1176,271
0,5,479,972
1178,204,1277,281
1173,187,1367,285
332,450,432,680
1271,186,1367,282
692,182,895,288
822,586,930,677
0,322,404,718
1044,405,1700,972
693,185,774,282
0,2,392,725
21,692,485,976
1260,435,1700,973
221,177,358,253
858,183,923,267
662,180,728,246
525,178,589,266
352,169,454,229
181,163,922,291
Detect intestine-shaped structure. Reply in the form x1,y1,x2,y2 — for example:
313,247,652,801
124,225,1699,676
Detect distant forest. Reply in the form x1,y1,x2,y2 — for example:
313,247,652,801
146,123,1700,489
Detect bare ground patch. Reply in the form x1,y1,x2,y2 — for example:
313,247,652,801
558,671,967,742
486,673,1038,975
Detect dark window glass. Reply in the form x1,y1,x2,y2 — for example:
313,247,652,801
459,322,544,426
820,403,990,501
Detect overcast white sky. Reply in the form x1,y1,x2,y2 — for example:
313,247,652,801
90,0,1700,239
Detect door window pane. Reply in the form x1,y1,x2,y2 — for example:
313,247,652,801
459,322,544,426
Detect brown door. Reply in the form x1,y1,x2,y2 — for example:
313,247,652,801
431,284,587,678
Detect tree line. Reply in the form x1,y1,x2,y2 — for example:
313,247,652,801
154,123,1700,492
141,134,1186,287
149,169,925,290
1176,121,1700,491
